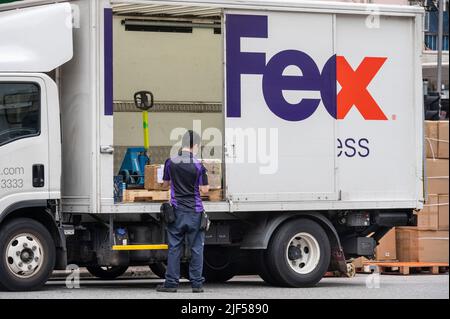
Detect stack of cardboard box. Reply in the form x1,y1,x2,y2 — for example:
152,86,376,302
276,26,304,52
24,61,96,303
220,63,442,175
201,159,223,201
201,159,222,190
144,159,223,201
396,120,449,263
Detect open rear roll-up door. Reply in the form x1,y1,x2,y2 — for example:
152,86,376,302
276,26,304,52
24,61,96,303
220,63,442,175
223,10,339,202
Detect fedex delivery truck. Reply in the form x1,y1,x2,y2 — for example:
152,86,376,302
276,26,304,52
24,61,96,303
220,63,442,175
0,0,424,291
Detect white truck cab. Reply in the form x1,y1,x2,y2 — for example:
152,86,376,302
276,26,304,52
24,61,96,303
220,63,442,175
0,74,61,214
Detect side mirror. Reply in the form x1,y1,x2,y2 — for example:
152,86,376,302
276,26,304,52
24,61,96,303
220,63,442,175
134,91,154,111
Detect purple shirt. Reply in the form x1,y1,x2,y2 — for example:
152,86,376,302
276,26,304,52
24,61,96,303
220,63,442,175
163,151,208,213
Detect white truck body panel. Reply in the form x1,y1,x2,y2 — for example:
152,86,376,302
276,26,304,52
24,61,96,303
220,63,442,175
0,3,73,72
0,0,424,215
223,9,424,207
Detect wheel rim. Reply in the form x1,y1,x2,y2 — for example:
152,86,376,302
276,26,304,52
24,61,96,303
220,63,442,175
285,232,320,275
5,233,44,279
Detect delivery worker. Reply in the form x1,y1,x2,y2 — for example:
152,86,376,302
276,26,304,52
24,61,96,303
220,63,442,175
156,130,209,293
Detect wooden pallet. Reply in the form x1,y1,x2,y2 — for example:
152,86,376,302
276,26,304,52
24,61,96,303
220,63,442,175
201,189,223,202
123,189,170,203
362,261,449,275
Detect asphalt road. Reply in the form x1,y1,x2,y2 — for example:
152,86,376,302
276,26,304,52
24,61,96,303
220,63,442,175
0,273,448,299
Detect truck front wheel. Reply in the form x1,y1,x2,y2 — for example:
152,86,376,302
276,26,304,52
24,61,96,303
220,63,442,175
266,219,331,287
0,218,55,291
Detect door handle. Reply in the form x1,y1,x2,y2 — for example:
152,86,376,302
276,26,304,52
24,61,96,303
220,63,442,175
100,145,114,154
32,164,45,188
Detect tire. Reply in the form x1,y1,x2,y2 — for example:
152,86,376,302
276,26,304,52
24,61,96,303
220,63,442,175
266,219,331,287
257,250,280,286
86,265,128,280
0,218,55,291
203,247,235,283
149,263,166,279
203,263,235,283
150,262,189,279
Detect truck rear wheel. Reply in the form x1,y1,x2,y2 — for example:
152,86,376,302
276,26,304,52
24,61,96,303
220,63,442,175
148,263,190,279
0,218,55,291
266,219,331,287
257,250,279,285
203,263,235,283
149,263,166,279
203,247,235,283
86,265,128,280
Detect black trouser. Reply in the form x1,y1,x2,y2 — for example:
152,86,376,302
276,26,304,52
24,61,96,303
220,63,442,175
164,208,205,288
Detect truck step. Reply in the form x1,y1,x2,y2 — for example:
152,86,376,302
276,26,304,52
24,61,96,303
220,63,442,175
361,261,449,275
112,244,169,251
122,189,170,202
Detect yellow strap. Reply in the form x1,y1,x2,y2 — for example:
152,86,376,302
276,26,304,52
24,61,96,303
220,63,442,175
112,244,168,251
142,111,150,150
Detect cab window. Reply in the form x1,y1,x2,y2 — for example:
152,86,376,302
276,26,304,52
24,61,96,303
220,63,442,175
0,83,40,146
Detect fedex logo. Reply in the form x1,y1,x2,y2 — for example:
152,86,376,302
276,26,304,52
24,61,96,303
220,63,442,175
226,14,388,121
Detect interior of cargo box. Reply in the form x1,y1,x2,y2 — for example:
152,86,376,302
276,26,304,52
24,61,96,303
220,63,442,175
111,3,224,203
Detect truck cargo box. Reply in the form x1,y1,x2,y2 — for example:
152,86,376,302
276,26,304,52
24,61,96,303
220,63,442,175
50,0,424,214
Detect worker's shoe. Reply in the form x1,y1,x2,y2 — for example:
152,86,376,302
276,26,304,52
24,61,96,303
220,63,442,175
192,287,204,293
156,285,177,293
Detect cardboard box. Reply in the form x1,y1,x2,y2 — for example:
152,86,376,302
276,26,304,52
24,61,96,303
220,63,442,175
426,121,449,159
425,121,439,158
439,194,449,230
375,228,397,260
418,195,439,230
419,194,449,230
417,194,449,230
438,121,449,159
396,227,449,263
426,159,449,194
144,164,169,191
426,158,449,177
426,179,449,195
202,159,222,190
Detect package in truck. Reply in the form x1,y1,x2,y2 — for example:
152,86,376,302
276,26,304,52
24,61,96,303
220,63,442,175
145,164,169,191
202,159,222,190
